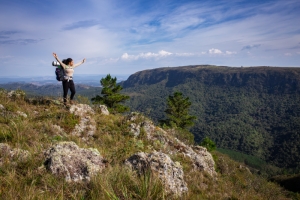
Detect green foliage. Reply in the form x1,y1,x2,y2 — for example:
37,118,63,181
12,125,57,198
0,90,294,199
91,74,130,113
161,91,196,130
122,65,300,170
200,137,216,152
173,128,195,145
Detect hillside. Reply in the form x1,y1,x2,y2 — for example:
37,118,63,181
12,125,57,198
0,88,297,199
121,65,300,171
0,82,102,98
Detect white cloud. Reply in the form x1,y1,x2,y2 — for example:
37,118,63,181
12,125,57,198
209,48,223,54
158,50,172,56
225,51,237,55
1,0,300,76
121,50,173,61
175,52,195,56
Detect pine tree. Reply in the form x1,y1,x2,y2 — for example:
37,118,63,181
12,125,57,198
91,74,130,113
162,91,196,129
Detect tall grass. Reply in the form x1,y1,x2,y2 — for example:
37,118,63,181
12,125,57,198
0,90,295,199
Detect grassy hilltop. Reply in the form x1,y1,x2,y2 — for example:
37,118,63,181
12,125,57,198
0,88,297,199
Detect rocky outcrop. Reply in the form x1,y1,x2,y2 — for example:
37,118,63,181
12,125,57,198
69,104,96,140
182,143,216,177
0,143,30,166
125,151,188,196
127,113,217,177
44,141,107,182
69,104,95,117
7,90,26,99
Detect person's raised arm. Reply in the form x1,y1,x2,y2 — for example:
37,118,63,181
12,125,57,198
52,53,67,69
73,58,86,68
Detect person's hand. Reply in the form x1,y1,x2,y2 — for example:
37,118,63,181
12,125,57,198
53,53,58,58
83,58,86,63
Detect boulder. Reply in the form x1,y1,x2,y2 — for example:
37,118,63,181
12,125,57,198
69,104,95,117
125,151,188,196
0,143,30,165
44,141,107,182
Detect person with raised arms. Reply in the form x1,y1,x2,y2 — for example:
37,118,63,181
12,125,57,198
52,52,86,105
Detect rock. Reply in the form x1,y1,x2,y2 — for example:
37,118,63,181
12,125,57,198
239,164,252,174
127,112,165,139
7,90,25,99
130,123,140,137
51,125,65,135
44,141,107,182
71,115,96,139
99,105,109,115
190,145,217,177
69,104,96,139
0,104,4,110
0,143,30,165
126,113,217,177
16,111,27,118
171,138,217,177
127,112,143,137
33,111,39,115
69,104,95,117
126,112,138,121
125,151,188,196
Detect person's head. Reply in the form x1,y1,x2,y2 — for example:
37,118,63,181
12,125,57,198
62,58,73,66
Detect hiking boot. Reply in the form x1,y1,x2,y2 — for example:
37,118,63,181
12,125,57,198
63,98,68,106
70,100,75,105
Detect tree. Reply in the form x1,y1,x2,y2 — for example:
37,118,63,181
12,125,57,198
200,137,216,152
91,74,130,113
161,91,196,129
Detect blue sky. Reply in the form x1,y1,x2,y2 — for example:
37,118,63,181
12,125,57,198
0,0,300,77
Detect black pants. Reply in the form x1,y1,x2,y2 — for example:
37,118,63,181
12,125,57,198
62,80,76,102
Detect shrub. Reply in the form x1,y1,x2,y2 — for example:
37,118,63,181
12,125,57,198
200,137,216,152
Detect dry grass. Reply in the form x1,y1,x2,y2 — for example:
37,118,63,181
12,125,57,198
0,89,295,199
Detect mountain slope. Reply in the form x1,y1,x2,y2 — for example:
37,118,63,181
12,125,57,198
0,89,294,199
121,65,300,170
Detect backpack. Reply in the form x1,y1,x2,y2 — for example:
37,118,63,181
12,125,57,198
52,61,65,81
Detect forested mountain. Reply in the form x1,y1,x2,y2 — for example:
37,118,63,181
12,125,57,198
121,65,300,170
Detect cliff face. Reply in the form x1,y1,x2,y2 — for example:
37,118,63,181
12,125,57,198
122,65,300,169
123,65,300,94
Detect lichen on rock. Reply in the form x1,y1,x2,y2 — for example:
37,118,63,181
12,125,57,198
0,143,30,166
44,141,107,182
69,104,97,140
125,151,188,197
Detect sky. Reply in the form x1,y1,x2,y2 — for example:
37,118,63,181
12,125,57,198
0,0,300,77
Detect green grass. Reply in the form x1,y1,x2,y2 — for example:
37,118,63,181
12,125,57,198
0,89,294,199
